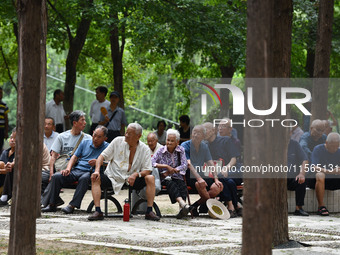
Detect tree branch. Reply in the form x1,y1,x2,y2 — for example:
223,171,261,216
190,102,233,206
0,46,17,91
47,0,73,40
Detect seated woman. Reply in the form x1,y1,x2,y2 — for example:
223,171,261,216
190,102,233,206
152,129,190,218
154,120,167,146
0,127,16,206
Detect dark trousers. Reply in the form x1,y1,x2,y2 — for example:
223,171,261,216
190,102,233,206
219,178,238,209
41,171,50,195
2,171,14,198
107,130,121,143
89,123,98,136
0,129,4,151
162,178,187,204
287,178,306,207
49,169,90,208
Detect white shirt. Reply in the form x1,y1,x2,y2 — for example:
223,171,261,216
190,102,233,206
51,130,91,155
89,99,110,123
150,142,162,157
102,136,152,194
44,131,59,151
46,99,66,125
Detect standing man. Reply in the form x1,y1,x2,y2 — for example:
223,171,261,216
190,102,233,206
46,89,67,133
89,86,110,135
99,91,127,143
44,117,59,151
0,88,9,152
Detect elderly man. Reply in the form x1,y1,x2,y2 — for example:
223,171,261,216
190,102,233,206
147,132,162,156
299,119,327,162
308,132,340,216
42,126,109,213
182,125,223,216
44,117,59,151
203,122,242,217
88,123,160,221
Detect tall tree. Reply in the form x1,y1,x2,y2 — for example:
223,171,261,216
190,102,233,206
242,0,292,253
311,0,334,121
8,0,47,254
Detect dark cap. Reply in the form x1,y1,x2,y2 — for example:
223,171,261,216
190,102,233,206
110,91,120,98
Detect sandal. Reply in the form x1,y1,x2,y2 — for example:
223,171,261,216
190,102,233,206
317,206,329,216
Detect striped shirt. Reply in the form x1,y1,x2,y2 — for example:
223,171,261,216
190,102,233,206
0,101,9,129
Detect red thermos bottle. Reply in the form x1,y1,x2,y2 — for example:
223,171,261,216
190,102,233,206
123,198,130,222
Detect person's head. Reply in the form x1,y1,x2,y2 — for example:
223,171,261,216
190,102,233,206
147,132,158,151
95,86,108,102
157,120,166,132
202,122,216,142
9,127,16,149
109,91,120,106
69,110,86,131
325,132,340,154
310,119,325,141
44,117,55,134
322,120,332,135
92,125,108,148
53,89,64,102
191,125,206,145
166,129,180,153
125,123,142,146
218,118,233,137
179,115,190,128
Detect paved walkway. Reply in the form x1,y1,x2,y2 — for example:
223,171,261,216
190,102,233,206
1,189,340,254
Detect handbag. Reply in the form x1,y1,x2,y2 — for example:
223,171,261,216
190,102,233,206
54,132,84,172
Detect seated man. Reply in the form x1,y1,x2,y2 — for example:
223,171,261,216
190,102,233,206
203,122,242,218
42,126,109,213
152,129,189,219
182,125,223,216
308,132,340,216
44,117,59,152
287,139,309,216
147,132,162,157
88,123,160,221
299,119,327,162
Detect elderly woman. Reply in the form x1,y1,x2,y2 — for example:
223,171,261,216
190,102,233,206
152,129,190,219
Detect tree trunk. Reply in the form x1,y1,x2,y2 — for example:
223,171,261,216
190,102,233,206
8,0,47,254
242,0,292,253
63,0,93,129
311,0,334,122
110,12,125,109
218,65,235,119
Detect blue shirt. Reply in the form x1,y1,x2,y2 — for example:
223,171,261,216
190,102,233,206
208,136,240,165
100,106,127,131
74,139,109,172
299,132,327,161
287,139,308,178
182,140,212,178
311,144,340,171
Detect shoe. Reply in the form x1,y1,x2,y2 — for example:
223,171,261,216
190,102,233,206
0,200,8,207
61,205,74,214
317,206,329,216
236,207,243,217
199,203,208,213
145,211,160,221
294,209,309,216
228,209,237,218
176,205,190,219
56,197,65,207
41,204,57,213
88,211,104,221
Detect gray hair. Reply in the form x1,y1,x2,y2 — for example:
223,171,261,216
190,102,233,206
128,122,143,135
69,110,86,126
94,125,108,137
326,132,340,143
193,124,206,135
166,129,180,141
203,122,214,131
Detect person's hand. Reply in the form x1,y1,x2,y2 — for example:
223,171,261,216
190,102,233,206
296,173,305,184
104,115,110,123
88,159,96,167
5,162,13,173
127,173,138,186
91,172,100,182
214,179,223,191
197,178,207,190
61,169,71,176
